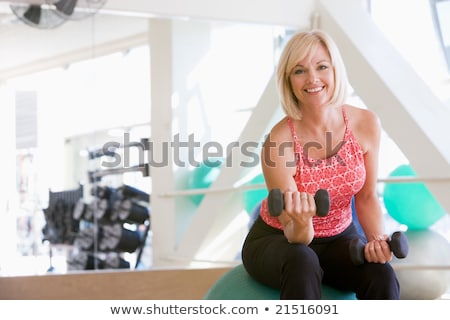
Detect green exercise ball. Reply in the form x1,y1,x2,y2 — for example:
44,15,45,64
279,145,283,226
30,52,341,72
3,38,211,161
383,164,445,230
204,264,356,300
187,158,223,206
243,173,268,214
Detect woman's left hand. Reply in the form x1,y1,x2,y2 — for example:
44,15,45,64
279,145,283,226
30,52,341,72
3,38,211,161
364,235,392,264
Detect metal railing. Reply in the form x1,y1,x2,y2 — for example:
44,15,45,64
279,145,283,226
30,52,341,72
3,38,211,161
159,176,450,197
158,176,450,272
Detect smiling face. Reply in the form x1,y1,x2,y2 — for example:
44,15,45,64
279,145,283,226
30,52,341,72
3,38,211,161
289,43,335,109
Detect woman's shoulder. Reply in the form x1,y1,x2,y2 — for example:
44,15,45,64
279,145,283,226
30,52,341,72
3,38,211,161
268,116,293,140
263,116,298,156
344,104,380,128
343,104,381,153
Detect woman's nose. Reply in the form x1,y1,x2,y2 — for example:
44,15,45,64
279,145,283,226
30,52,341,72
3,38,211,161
307,70,318,83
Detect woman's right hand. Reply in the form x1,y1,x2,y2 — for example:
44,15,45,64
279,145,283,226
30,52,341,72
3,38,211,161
279,190,316,244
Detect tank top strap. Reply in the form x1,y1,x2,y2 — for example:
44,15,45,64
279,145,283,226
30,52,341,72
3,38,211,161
342,105,350,128
341,105,351,140
286,117,302,156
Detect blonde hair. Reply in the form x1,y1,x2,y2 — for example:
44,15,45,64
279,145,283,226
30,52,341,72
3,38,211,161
276,29,348,119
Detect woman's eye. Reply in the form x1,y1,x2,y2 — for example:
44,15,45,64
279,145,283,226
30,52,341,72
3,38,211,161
318,65,329,70
293,69,305,75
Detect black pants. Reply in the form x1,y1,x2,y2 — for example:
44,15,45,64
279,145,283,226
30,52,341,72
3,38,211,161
241,216,400,299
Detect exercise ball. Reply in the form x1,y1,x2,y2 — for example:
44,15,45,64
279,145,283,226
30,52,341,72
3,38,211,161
393,229,450,299
187,158,223,206
243,173,268,214
248,202,262,229
204,264,356,300
351,196,365,238
383,164,445,230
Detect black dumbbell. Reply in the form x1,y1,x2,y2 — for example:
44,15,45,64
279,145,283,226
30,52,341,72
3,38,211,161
349,231,409,265
267,188,330,217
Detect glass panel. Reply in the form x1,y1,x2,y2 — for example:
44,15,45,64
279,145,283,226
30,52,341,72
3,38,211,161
370,0,450,103
1,20,286,276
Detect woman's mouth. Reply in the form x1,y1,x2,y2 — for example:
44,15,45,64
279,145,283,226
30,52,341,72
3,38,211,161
305,86,324,93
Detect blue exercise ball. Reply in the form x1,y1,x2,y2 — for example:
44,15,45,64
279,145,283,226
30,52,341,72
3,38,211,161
383,164,445,230
248,202,262,229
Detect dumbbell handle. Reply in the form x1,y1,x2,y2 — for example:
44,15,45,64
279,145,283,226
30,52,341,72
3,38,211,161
267,188,330,217
349,231,409,265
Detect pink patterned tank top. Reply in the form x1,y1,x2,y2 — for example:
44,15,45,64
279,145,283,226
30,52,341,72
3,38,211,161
260,106,366,238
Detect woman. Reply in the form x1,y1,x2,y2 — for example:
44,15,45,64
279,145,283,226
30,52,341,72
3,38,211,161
241,30,400,299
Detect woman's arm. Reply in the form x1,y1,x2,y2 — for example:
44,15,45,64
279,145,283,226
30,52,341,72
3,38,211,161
351,107,392,263
261,119,316,244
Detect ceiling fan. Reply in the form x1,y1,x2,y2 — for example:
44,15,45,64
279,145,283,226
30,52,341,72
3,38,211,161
10,0,107,29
